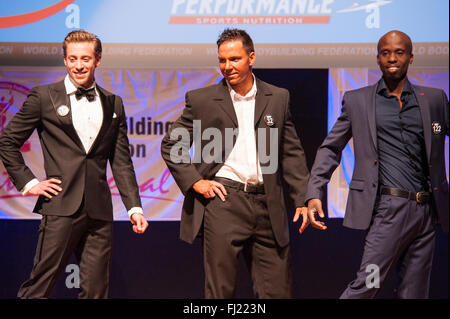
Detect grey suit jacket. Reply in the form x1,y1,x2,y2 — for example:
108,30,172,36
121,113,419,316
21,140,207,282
0,80,142,221
161,78,309,247
306,80,449,231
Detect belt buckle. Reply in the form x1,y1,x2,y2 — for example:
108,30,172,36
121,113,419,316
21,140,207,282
416,191,427,204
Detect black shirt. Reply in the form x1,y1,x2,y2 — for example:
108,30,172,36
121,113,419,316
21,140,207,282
375,78,429,192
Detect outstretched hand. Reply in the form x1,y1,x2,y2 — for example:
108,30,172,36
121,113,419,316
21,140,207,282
307,198,327,230
293,206,310,234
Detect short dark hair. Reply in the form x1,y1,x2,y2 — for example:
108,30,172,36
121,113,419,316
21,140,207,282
63,30,102,58
217,28,254,54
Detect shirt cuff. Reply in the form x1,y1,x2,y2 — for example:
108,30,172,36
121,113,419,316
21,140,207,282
128,207,144,219
21,179,39,195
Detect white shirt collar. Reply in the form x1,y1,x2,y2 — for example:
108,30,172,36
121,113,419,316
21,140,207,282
227,73,257,101
64,74,97,95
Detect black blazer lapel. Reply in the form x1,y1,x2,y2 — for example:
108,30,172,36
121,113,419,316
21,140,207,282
48,81,85,151
413,86,432,161
214,79,238,127
366,83,378,151
88,85,114,154
254,79,271,128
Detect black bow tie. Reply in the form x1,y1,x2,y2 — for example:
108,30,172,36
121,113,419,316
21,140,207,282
75,87,96,102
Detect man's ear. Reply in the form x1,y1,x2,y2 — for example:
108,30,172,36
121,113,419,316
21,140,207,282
249,51,255,67
95,55,102,68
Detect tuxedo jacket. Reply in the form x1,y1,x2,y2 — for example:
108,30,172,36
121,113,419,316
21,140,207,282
0,80,142,221
161,78,309,247
306,80,449,232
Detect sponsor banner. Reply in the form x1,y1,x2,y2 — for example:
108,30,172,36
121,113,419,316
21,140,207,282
327,67,449,218
0,0,448,44
0,67,222,220
1,1,447,68
1,42,448,68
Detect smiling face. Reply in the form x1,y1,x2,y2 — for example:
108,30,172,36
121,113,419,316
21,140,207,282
218,39,255,95
377,31,413,83
64,41,101,88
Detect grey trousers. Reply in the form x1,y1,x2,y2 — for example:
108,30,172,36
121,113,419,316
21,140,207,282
17,206,112,299
341,193,436,299
203,187,292,299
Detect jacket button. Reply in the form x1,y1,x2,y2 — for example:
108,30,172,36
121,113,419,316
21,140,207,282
372,183,377,188
374,160,378,165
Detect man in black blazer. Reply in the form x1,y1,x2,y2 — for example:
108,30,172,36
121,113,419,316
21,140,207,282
161,29,310,298
0,30,148,298
306,30,448,298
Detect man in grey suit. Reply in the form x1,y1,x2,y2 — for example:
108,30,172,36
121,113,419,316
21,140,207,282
306,30,448,298
161,29,310,298
0,30,148,298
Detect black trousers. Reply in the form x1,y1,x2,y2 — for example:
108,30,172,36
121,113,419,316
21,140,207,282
203,186,292,299
17,204,113,299
340,194,436,298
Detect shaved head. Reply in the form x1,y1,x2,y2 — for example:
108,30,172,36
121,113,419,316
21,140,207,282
376,30,414,84
377,30,413,55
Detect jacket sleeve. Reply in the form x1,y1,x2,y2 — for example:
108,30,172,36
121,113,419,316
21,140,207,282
442,90,449,136
279,90,310,208
0,87,41,191
305,92,353,203
108,96,142,210
160,91,203,195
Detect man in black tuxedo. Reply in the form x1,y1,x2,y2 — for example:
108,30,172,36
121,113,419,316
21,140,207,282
0,30,148,298
161,29,310,298
306,30,449,298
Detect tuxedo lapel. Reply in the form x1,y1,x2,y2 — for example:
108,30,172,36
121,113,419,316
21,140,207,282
88,85,114,154
366,83,378,151
254,79,271,128
48,81,85,151
214,80,238,127
414,86,432,161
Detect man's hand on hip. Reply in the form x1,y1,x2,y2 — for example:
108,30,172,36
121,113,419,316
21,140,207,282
193,179,227,201
28,178,62,199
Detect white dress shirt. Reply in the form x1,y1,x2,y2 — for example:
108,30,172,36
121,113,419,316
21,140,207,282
215,74,263,185
65,74,103,154
22,75,143,218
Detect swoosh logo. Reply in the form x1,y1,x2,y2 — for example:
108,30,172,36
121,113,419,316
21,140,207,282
0,0,75,29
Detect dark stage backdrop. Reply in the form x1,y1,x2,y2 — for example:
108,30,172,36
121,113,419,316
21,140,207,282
0,69,448,298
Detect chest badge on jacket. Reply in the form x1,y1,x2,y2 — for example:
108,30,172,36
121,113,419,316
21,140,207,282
264,114,274,127
56,105,70,117
432,121,441,135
